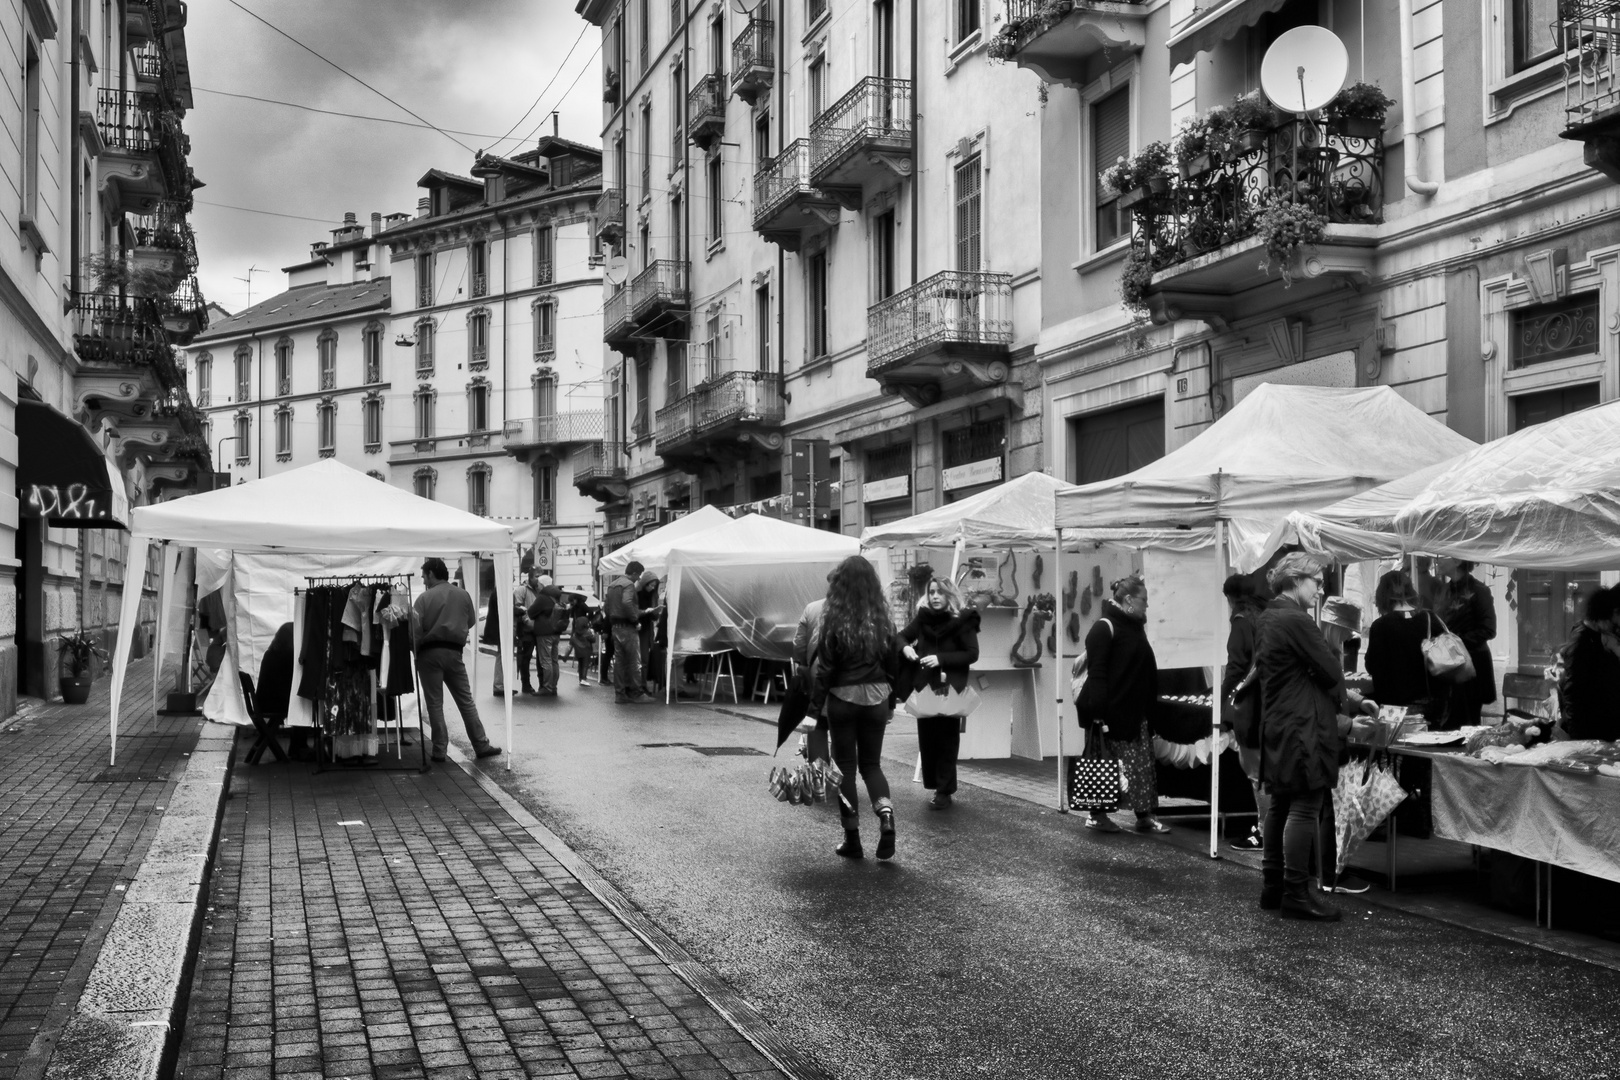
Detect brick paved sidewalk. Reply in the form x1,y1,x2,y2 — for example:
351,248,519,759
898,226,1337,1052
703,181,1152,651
0,656,209,1080
176,745,798,1080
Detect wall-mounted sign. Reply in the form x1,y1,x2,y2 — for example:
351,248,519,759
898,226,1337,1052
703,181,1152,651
862,474,910,503
941,457,1003,492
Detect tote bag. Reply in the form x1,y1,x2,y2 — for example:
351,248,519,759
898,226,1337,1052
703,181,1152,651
1065,728,1124,813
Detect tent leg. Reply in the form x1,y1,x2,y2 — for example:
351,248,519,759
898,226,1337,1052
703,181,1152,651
1210,520,1226,859
493,550,515,768
108,535,152,767
1054,535,1067,812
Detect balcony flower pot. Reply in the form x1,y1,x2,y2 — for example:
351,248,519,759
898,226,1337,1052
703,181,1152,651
1146,175,1171,196
1230,129,1267,156
1117,185,1151,210
1179,153,1215,179
1327,116,1383,140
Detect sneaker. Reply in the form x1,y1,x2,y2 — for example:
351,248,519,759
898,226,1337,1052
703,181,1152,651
1135,815,1172,834
1328,874,1372,895
631,692,660,704
1229,826,1265,852
431,753,447,763
1084,814,1121,832
928,793,952,810
475,746,503,759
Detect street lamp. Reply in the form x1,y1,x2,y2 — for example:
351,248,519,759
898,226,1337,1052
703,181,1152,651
215,434,242,489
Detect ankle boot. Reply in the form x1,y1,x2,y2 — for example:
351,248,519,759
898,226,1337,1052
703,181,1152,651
1259,869,1283,911
1281,880,1342,922
875,806,896,861
835,829,863,859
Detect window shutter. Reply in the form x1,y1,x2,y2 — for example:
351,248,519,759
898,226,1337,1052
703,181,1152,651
954,156,982,272
1093,88,1130,200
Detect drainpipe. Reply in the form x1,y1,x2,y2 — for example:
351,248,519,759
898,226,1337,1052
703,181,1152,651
70,0,82,298
1398,0,1439,196
909,0,918,286
776,6,785,382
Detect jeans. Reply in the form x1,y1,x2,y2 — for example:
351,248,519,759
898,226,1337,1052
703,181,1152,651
916,715,960,795
515,634,537,689
416,645,493,755
612,624,642,695
1262,787,1327,887
1236,745,1272,838
535,635,560,692
828,698,892,830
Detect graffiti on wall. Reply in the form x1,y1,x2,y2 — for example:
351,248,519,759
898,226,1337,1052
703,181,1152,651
24,484,113,521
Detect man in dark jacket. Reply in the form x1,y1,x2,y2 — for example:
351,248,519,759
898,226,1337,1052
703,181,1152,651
1560,586,1620,741
527,574,566,696
606,561,654,703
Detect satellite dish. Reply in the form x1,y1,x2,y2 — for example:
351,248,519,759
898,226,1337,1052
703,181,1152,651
731,0,765,14
604,256,629,286
1260,25,1349,115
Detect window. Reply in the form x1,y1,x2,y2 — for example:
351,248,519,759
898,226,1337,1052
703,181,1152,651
468,309,490,368
415,319,435,374
317,400,336,457
866,442,911,481
1511,0,1561,72
468,381,491,433
1510,294,1599,368
672,0,683,33
633,356,651,436
275,406,293,461
640,223,652,271
671,63,685,167
873,210,896,301
702,313,722,381
707,154,724,245
23,39,40,225
807,249,829,359
534,299,557,357
363,323,382,383
416,252,434,307
756,284,771,371
641,105,653,201
808,57,826,117
709,12,725,75
809,0,827,25
536,465,557,525
670,194,683,262
754,111,771,165
956,0,980,42
606,365,622,445
470,239,488,297
638,0,650,68
196,353,212,406
943,418,1005,468
875,0,895,77
955,155,982,272
414,385,436,440
1091,86,1130,249
414,467,437,500
534,225,554,285
534,371,558,418
234,346,253,403
468,465,491,517
667,340,687,400
274,337,293,395
234,412,252,464
318,330,337,390
363,394,382,451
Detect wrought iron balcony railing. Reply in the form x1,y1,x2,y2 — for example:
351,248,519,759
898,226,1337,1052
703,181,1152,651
573,440,628,487
656,371,785,453
866,270,1014,373
96,88,188,194
604,287,633,343
502,411,606,448
595,188,626,244
731,18,775,103
1563,0,1620,154
809,76,912,180
471,272,488,298
688,73,726,148
70,291,169,364
417,283,433,308
754,139,823,226
630,260,690,322
536,260,554,286
535,500,556,526
320,371,336,391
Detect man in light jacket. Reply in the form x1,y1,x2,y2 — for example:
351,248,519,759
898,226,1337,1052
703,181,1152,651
606,561,654,704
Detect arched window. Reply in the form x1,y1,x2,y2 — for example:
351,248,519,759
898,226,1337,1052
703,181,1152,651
274,404,293,461
362,321,383,384
534,224,555,286
468,307,490,369
362,391,383,452
413,384,436,441
413,466,437,500
195,351,212,406
318,329,338,390
233,410,252,463
274,336,293,396
366,469,386,481
533,297,557,360
233,345,252,403
415,318,435,375
533,369,558,418
466,463,492,517
317,398,337,457
467,377,491,433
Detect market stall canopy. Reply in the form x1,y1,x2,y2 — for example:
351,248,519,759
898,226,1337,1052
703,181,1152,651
1055,385,1478,568
129,458,514,553
665,513,860,567
16,399,129,528
1393,400,1620,570
597,504,732,578
860,471,1079,549
1261,453,1474,564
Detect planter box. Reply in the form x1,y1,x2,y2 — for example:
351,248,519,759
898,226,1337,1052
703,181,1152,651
1328,116,1383,140
1117,185,1150,210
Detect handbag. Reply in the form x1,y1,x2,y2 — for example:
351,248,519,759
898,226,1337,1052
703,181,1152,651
903,679,982,719
1422,613,1476,683
1065,725,1125,812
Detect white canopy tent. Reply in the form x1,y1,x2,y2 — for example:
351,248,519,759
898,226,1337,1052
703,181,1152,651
1054,385,1480,855
1393,401,1620,570
1260,453,1473,564
597,504,732,579
662,514,859,700
107,459,519,764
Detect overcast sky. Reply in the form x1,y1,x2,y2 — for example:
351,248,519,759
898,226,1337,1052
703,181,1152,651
185,0,602,314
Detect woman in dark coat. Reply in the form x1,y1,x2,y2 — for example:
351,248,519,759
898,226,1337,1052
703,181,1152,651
1222,574,1269,852
1254,553,1374,922
900,577,981,810
1076,575,1166,834
1364,570,1436,719
1436,559,1496,729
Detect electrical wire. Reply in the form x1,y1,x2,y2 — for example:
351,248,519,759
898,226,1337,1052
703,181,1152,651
224,0,474,154
486,22,593,154
192,85,507,140
520,41,605,146
194,199,347,224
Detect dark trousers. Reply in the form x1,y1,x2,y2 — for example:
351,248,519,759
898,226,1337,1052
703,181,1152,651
515,635,536,689
612,624,642,695
535,635,560,692
916,715,960,795
828,698,892,829
1261,787,1327,887
416,646,492,756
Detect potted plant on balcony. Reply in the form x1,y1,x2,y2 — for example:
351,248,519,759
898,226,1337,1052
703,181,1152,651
1227,92,1279,155
1254,189,1327,285
1174,108,1233,178
56,630,107,705
1119,246,1155,318
1106,140,1173,209
1324,82,1393,140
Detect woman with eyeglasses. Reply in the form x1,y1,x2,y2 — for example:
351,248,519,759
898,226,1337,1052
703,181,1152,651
1076,574,1168,834
1254,553,1376,921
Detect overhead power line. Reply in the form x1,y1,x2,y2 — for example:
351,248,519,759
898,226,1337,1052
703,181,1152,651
487,22,592,154
522,41,602,145
194,199,346,225
193,85,506,140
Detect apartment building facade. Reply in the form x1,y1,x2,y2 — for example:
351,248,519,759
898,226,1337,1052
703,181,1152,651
2,0,209,713
1008,0,1615,680
379,136,608,591
576,0,1044,551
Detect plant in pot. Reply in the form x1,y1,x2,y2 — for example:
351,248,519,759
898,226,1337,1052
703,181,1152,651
56,630,107,705
1174,115,1215,179
1324,82,1394,140
1253,188,1327,285
1119,246,1156,318
1109,141,1172,209
1227,92,1279,155
81,251,183,297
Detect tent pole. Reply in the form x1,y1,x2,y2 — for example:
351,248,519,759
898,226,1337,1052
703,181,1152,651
1210,520,1227,859
665,566,680,704
493,550,515,767
108,534,151,767
153,541,168,707
950,538,965,581
1054,533,1066,812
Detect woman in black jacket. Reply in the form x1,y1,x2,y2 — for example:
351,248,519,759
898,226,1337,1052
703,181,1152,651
1077,575,1166,834
900,577,981,810
1436,560,1496,729
811,555,902,860
1364,570,1436,718
1222,574,1269,852
1254,553,1374,922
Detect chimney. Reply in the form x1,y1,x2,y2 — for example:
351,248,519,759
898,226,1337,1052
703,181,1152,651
371,212,382,236
417,197,430,219
343,211,357,227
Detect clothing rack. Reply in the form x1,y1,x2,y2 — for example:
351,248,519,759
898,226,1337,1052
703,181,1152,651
300,573,414,588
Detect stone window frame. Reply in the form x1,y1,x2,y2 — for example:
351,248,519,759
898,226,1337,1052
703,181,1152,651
274,403,294,462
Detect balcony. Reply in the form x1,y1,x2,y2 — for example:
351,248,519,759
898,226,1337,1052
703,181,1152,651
501,410,607,460
69,291,178,406
94,89,189,208
655,370,786,467
572,440,629,502
604,286,636,353
159,276,209,344
688,73,727,151
129,198,197,278
388,432,499,464
125,0,157,42
753,139,842,250
808,77,912,204
866,270,1014,407
994,0,1147,88
629,260,691,338
1561,0,1620,180
1130,121,1384,324
595,188,626,248
731,18,774,105
604,66,621,105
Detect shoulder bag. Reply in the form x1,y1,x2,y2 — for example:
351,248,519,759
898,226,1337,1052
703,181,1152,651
1422,612,1476,683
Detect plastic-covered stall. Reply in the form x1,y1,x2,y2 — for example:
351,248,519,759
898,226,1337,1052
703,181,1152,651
1260,455,1470,565
597,504,732,579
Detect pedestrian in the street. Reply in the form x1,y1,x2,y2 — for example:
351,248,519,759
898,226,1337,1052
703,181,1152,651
570,598,598,687
1364,570,1437,719
899,576,980,811
607,561,654,703
513,569,540,695
528,574,565,696
1433,559,1497,729
1222,573,1269,852
637,570,663,696
810,555,901,860
412,557,501,763
1557,585,1620,741
1076,574,1168,834
1254,553,1374,921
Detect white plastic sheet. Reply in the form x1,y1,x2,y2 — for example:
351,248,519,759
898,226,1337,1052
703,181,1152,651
1262,455,1471,566
860,472,1079,549
597,504,732,578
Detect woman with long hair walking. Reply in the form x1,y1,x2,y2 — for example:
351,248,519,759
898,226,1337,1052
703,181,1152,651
811,555,902,860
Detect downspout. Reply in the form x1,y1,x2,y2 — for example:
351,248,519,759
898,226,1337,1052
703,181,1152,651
1398,0,1439,196
500,220,510,502
908,0,918,285
776,5,785,381
70,0,81,298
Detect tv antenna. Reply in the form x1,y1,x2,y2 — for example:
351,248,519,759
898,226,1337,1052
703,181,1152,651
235,265,268,307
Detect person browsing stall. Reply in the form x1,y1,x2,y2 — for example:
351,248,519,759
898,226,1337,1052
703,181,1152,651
1364,570,1437,720
1076,575,1168,835
411,558,501,763
1560,585,1620,742
606,561,654,704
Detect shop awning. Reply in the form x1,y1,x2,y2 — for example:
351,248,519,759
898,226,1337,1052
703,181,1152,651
16,399,129,528
1167,0,1291,67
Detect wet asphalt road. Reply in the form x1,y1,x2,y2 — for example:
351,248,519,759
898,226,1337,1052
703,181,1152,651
478,680,1620,1080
